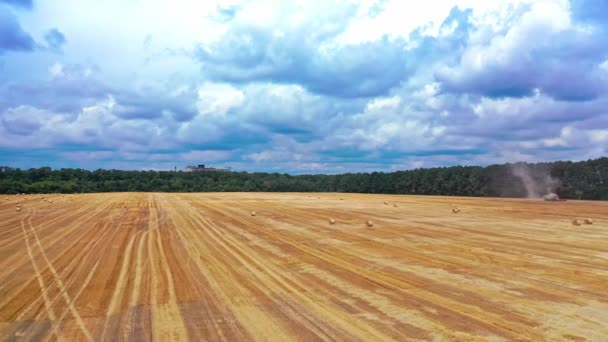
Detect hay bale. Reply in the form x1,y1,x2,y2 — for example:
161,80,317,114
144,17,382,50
340,197,344,200
393,203,399,207
366,220,374,227
572,219,581,226
317,197,321,199
250,211,256,217
583,218,593,225
384,201,388,205
16,207,21,212
329,218,336,225
452,208,460,213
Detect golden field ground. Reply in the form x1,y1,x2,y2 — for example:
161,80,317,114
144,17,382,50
0,192,607,341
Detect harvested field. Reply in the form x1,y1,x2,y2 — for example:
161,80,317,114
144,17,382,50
0,192,607,341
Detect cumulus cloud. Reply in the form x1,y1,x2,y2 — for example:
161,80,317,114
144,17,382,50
1,0,607,172
196,0,410,98
180,150,232,162
0,96,179,152
435,1,608,101
61,151,115,161
196,82,244,117
44,28,66,52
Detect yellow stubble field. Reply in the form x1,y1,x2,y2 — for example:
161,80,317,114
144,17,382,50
0,192,607,341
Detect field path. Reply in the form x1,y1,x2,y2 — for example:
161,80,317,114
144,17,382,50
0,192,607,341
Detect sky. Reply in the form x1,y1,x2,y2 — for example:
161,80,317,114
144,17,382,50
0,0,607,173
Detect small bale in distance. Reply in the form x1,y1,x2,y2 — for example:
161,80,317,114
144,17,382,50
572,219,581,226
329,218,336,225
583,218,593,225
452,208,460,213
384,201,388,205
251,211,256,217
16,207,21,212
393,203,399,207
340,197,344,200
366,220,374,227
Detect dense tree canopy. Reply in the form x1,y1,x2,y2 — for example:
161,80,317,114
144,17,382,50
1,157,607,200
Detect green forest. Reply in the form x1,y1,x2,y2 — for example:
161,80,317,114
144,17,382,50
1,157,607,200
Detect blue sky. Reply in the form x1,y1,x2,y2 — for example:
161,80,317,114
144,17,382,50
0,0,607,173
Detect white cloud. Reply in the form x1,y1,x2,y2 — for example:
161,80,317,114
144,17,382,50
61,151,115,161
48,62,64,78
180,150,232,162
0,96,177,152
335,0,556,46
196,82,244,117
3,0,607,172
366,96,401,112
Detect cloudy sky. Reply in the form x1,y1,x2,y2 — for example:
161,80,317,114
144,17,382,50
0,0,607,173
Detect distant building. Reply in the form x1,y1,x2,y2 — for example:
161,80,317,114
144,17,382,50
185,164,231,172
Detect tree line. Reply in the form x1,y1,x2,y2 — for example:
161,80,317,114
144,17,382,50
0,157,606,200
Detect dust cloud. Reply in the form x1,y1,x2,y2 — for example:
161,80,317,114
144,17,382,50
510,163,560,198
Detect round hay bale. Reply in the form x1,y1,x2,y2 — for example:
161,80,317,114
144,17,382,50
571,219,581,226
366,220,374,227
16,207,21,212
340,197,344,200
384,201,388,205
393,203,399,207
583,218,593,225
452,208,460,213
329,218,336,225
250,211,256,217
317,197,321,199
